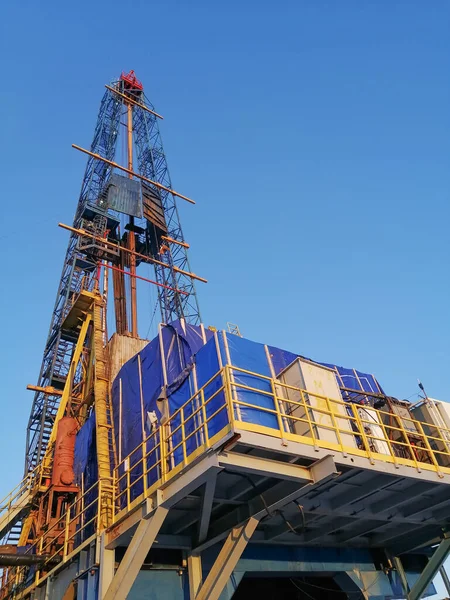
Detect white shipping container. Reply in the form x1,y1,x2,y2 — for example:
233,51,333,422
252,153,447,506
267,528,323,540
357,406,391,456
277,358,357,449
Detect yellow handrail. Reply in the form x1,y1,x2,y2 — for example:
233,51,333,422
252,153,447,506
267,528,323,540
7,362,450,595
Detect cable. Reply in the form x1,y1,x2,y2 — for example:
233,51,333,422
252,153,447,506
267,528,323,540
145,297,159,340
275,500,306,536
222,469,307,535
222,470,274,520
289,572,385,597
290,578,316,599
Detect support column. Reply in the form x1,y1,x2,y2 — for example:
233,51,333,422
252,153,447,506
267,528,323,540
196,517,259,600
98,534,115,599
198,475,217,544
77,550,88,600
188,555,202,599
218,573,244,600
333,572,368,600
408,535,450,600
44,578,53,600
391,556,409,597
103,506,168,600
440,565,450,596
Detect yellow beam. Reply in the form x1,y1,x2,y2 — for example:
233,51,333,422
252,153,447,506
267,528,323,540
26,384,63,397
71,144,195,205
105,84,164,119
161,235,190,249
93,293,113,529
58,222,208,284
41,313,93,476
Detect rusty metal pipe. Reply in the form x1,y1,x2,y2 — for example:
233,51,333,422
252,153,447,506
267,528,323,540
58,223,208,283
71,144,195,204
161,236,190,249
0,554,61,567
104,263,188,295
105,85,164,119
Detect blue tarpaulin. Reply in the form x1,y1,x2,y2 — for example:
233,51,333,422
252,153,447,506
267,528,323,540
74,321,385,505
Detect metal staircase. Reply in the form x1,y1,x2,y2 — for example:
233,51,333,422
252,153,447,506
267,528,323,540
0,472,35,541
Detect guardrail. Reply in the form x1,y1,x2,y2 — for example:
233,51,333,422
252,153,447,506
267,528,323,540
112,365,450,518
4,364,450,596
0,479,108,599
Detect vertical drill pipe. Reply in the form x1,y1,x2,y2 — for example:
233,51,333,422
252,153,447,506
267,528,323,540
127,101,138,337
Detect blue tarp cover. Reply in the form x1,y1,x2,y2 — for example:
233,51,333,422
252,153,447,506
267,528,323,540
74,321,385,503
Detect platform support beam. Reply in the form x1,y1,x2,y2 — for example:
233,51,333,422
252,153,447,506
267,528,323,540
195,517,259,600
198,474,217,544
391,556,409,597
440,565,450,596
98,534,115,599
407,534,450,600
188,555,202,599
102,506,168,600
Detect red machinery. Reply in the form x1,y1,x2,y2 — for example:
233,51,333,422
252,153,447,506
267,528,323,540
120,70,143,91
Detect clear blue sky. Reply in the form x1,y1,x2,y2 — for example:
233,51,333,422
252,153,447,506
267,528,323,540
1,1,449,594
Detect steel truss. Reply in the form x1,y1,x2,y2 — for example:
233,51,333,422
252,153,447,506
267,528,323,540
133,99,201,324
25,89,121,473
25,74,201,474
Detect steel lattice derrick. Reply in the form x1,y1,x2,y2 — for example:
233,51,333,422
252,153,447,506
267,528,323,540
25,90,122,472
25,74,202,473
133,101,201,325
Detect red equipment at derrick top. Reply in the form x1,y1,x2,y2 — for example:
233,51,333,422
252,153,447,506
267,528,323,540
120,70,143,91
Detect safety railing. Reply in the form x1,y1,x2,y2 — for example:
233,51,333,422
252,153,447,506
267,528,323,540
113,365,450,518
0,479,107,599
226,365,450,477
113,369,229,516
5,365,450,597
0,467,40,536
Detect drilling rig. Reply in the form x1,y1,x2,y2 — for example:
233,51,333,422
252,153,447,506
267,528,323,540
1,70,207,593
2,72,450,600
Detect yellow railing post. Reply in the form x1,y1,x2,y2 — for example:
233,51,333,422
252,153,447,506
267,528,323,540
352,404,375,464
300,390,319,451
324,396,346,455
416,420,443,478
97,479,103,532
160,424,167,483
142,440,148,497
223,366,234,426
200,387,209,447
432,423,450,458
376,414,399,468
125,465,131,511
63,505,71,558
393,414,421,473
269,377,286,440
181,407,187,467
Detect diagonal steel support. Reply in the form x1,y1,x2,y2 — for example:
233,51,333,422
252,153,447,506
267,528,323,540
102,506,168,600
391,556,409,597
407,534,450,600
195,517,259,600
198,474,217,544
440,565,450,596
188,555,202,599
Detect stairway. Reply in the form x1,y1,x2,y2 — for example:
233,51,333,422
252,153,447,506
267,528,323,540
0,475,33,541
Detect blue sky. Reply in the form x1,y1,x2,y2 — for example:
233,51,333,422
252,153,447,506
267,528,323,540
1,1,449,595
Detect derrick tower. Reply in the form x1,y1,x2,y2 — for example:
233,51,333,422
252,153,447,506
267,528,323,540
2,70,450,600
25,71,202,473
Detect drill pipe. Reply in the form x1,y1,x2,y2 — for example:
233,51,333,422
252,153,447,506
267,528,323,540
0,554,61,567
